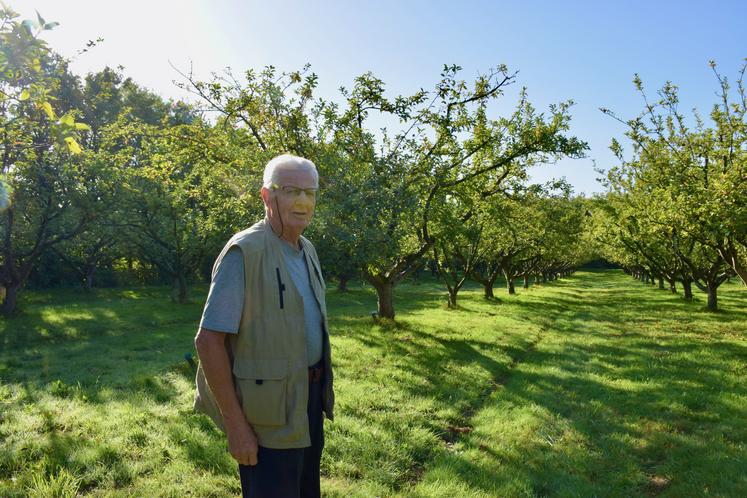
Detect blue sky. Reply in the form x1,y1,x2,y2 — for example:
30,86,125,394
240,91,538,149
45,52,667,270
19,0,747,194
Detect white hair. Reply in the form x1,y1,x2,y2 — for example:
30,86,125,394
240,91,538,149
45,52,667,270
262,154,318,188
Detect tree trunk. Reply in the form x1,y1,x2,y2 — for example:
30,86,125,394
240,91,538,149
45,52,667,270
1,284,20,317
668,279,677,293
682,278,693,301
658,276,664,290
372,278,395,319
706,281,718,311
447,288,458,308
484,282,494,299
542,273,548,283
337,275,349,292
523,275,529,288
173,272,188,303
507,278,516,295
85,264,96,291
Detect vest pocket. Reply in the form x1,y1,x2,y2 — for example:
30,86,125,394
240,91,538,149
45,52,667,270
233,359,288,427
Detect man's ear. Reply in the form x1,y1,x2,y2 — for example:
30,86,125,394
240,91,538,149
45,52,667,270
260,187,271,207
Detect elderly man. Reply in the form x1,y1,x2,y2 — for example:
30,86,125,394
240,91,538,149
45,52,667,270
194,154,334,498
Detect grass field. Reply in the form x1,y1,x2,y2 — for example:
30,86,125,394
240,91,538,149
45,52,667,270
1,271,745,497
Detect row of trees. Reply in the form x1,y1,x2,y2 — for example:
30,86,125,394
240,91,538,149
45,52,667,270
430,182,591,307
1,6,592,318
182,61,590,317
592,63,746,311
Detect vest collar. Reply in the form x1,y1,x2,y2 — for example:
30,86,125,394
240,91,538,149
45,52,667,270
261,217,306,252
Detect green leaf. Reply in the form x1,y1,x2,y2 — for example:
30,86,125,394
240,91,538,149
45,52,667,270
19,89,30,101
74,122,91,131
64,137,82,154
43,22,60,30
36,10,45,27
59,113,74,126
41,101,55,119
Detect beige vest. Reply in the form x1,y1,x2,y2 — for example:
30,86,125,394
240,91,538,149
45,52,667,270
194,219,334,449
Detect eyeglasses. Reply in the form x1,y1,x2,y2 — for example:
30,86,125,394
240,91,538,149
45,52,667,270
271,184,319,199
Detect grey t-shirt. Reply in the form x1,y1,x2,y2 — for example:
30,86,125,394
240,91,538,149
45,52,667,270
199,244,324,366
199,247,244,334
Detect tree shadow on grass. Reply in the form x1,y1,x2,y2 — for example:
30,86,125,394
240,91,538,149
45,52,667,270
4,273,745,495
0,284,203,405
328,301,546,491
421,271,747,496
14,406,134,493
327,271,746,496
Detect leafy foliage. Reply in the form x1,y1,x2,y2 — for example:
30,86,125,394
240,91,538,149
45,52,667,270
597,62,746,310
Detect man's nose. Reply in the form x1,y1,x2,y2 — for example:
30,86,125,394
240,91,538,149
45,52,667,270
296,191,315,203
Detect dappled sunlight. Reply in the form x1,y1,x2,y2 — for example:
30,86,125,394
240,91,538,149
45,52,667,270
1,272,745,496
407,271,747,496
39,308,98,324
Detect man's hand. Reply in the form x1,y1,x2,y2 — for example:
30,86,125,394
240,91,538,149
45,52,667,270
226,418,259,466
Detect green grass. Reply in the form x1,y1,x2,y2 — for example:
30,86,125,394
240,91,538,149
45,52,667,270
1,272,745,497
407,273,747,497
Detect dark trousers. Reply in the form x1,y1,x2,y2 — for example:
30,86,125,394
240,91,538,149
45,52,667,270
239,374,324,498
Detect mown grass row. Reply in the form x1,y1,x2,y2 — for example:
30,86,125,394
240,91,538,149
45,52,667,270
1,272,745,496
407,272,747,497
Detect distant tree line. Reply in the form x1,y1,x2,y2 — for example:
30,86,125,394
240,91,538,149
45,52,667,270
1,6,594,318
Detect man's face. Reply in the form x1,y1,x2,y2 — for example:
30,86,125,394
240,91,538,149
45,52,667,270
262,166,318,235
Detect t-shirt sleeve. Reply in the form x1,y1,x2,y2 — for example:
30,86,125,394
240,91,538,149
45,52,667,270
199,246,244,334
